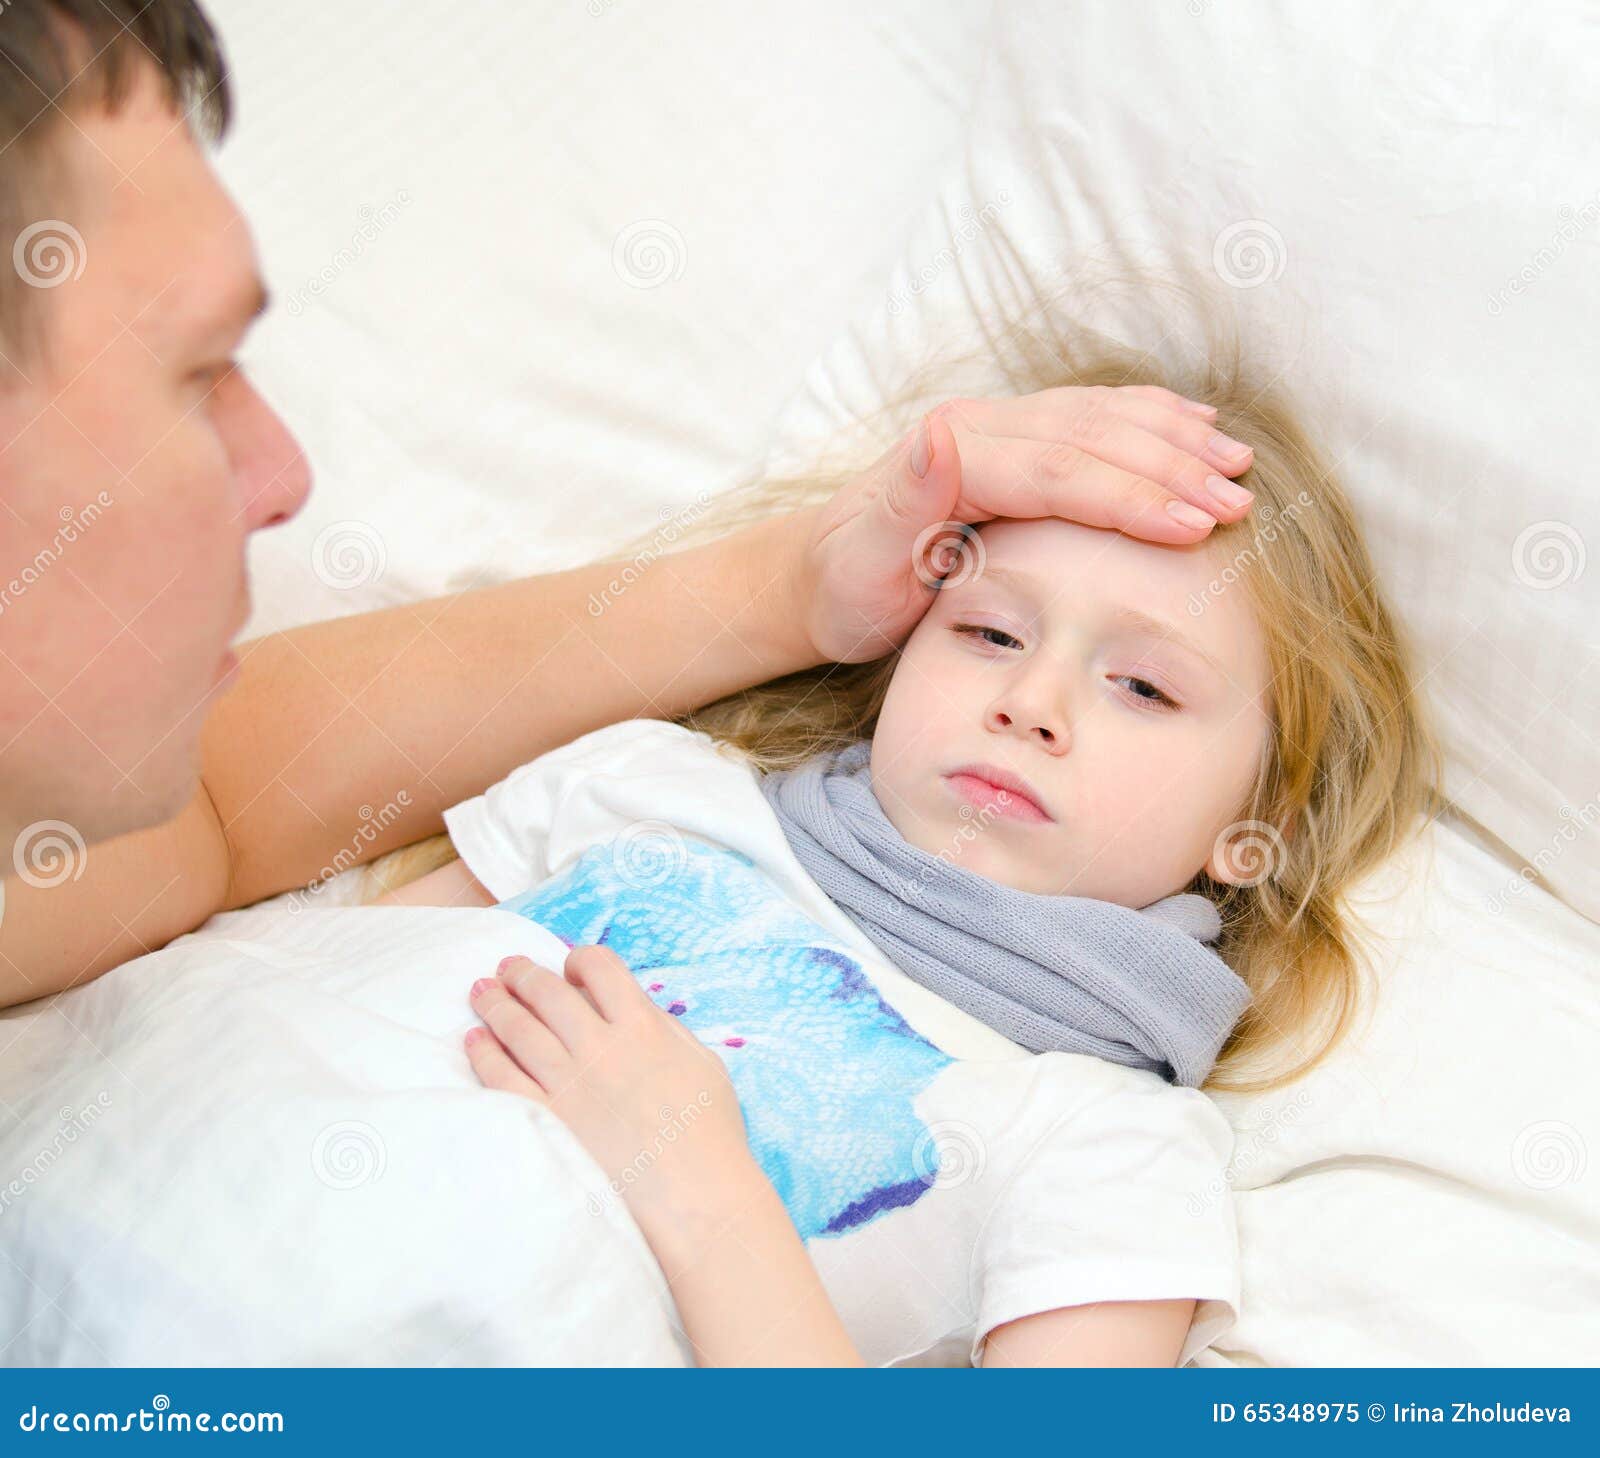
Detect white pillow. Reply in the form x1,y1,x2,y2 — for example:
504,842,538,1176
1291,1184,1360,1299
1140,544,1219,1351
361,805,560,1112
759,0,1600,1364
1203,818,1600,1366
770,0,1600,925
204,0,989,639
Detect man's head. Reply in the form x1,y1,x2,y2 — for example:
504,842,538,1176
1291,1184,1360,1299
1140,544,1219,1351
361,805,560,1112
0,1,310,851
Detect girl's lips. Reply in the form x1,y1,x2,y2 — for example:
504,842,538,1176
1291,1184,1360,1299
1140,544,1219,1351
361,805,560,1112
944,772,1052,824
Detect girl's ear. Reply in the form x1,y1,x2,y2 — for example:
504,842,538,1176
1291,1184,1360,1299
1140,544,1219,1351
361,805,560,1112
1206,813,1294,888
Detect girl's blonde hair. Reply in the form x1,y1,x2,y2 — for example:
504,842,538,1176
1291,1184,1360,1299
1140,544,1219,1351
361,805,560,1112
364,268,1443,1096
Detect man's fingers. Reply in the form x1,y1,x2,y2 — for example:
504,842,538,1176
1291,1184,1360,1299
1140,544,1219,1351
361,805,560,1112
944,431,1222,542
934,390,1254,527
935,387,1244,471
874,409,963,530
464,1026,548,1102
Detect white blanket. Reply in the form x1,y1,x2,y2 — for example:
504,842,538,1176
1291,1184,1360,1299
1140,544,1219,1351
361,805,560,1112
0,906,687,1366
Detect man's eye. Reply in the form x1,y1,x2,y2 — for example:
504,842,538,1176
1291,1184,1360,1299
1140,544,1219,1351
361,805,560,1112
953,623,1023,650
1112,674,1178,710
190,361,234,390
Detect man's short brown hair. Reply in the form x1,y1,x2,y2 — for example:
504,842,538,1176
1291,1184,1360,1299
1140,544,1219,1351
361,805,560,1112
0,0,231,361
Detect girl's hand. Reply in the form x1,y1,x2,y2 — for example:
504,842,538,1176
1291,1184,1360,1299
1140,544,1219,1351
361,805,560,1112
465,947,755,1222
791,385,1255,662
469,951,865,1365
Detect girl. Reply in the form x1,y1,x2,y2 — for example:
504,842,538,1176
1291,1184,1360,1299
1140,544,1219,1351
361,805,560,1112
371,301,1440,1368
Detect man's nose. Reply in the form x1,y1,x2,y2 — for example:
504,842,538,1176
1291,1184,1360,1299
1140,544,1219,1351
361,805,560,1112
216,367,313,531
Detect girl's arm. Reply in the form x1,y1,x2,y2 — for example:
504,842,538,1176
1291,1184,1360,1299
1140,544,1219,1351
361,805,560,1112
981,1299,1199,1368
618,1146,866,1367
370,857,493,908
465,946,865,1367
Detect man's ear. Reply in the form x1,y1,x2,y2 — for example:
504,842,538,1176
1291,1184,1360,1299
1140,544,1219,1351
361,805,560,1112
1206,813,1294,888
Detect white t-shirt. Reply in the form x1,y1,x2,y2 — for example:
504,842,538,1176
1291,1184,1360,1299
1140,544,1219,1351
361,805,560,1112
443,718,1241,1367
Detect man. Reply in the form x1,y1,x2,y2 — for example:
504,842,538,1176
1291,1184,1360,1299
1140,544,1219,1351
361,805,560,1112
0,0,1250,1009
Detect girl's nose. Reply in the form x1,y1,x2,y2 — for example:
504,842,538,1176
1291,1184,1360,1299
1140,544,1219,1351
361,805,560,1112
985,673,1073,753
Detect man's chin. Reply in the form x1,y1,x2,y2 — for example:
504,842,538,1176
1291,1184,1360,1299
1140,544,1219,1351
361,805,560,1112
99,770,201,846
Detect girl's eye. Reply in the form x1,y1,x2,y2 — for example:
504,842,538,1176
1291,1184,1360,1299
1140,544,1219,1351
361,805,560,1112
1112,674,1178,710
953,623,1023,651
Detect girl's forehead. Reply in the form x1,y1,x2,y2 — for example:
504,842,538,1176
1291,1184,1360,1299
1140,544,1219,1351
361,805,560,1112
972,517,1227,597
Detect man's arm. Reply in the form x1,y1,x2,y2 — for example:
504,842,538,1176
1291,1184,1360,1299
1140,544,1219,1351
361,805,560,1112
0,384,1249,1008
0,507,819,1007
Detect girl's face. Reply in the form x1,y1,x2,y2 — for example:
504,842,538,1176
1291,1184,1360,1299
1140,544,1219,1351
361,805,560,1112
870,518,1273,906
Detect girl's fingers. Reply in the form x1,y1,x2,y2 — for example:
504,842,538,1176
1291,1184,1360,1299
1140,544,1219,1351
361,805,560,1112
464,1026,548,1102
470,974,572,1083
944,430,1224,543
561,944,652,1022
494,955,601,1053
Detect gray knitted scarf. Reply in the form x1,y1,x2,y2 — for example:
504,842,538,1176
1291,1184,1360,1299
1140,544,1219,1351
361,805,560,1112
756,738,1251,1087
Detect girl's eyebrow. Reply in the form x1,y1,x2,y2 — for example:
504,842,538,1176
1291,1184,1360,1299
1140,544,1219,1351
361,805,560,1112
968,565,1224,674
1106,606,1225,675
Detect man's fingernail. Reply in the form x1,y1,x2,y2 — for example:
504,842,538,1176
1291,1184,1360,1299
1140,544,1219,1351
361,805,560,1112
910,416,932,478
1166,500,1216,529
1205,473,1254,510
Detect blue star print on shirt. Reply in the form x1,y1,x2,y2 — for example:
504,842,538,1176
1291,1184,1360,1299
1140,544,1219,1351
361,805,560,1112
495,835,953,1240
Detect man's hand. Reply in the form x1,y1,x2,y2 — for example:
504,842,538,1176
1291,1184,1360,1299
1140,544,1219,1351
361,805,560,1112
788,385,1255,663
